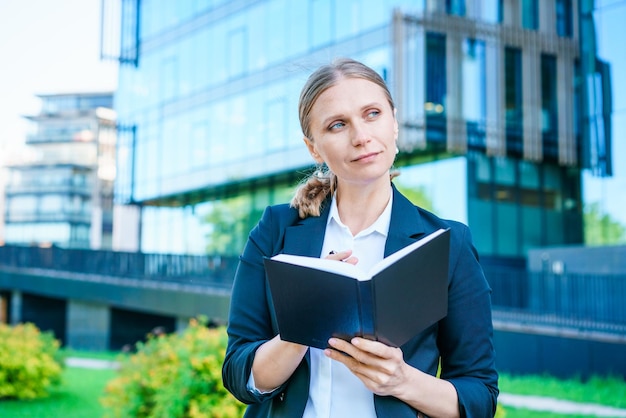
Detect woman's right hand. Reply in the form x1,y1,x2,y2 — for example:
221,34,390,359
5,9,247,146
326,249,358,265
251,335,309,392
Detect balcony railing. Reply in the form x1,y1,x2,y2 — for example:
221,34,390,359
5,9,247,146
486,265,626,335
1,245,625,334
4,211,92,224
0,244,238,288
5,182,93,196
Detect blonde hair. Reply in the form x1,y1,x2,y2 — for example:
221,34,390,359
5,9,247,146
290,58,396,218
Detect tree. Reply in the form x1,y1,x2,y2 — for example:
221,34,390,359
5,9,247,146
393,181,436,213
203,196,260,256
584,202,626,245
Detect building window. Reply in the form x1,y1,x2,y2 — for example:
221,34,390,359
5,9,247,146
227,27,247,78
521,0,539,30
505,47,523,156
309,0,333,48
480,0,503,23
556,0,573,37
446,0,465,16
468,152,495,254
425,33,447,144
541,54,558,159
266,98,287,152
494,157,519,256
463,39,487,150
160,56,179,102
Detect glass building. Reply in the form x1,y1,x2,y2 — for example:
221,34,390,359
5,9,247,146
3,92,117,249
104,0,611,260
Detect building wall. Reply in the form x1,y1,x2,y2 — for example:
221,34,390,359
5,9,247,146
3,93,116,249
0,164,5,245
528,244,626,275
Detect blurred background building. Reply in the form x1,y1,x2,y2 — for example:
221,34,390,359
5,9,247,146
101,0,612,266
2,92,116,249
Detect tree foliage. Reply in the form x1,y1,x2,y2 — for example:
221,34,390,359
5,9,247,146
203,196,261,256
393,181,436,212
584,202,626,245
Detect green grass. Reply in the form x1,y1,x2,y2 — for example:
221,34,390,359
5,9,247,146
504,410,612,418
0,366,115,418
499,372,626,417
1,358,625,418
499,373,626,409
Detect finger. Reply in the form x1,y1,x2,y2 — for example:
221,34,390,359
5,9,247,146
327,337,354,356
327,338,376,367
324,249,352,261
351,337,395,359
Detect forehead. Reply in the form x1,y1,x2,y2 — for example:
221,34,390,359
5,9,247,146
312,77,389,112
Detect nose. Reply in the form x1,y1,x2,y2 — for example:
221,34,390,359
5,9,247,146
351,121,370,147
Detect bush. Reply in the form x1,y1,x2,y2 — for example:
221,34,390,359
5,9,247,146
101,318,245,418
0,322,63,400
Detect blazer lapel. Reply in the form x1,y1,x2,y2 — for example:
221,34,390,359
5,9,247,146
385,185,427,256
281,186,425,258
283,202,331,257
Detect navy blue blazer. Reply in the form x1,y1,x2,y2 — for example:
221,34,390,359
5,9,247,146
222,185,498,417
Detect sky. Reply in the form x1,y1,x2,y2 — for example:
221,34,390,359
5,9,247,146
0,0,624,233
0,0,117,154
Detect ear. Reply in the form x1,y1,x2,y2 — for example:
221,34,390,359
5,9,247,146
393,108,399,140
303,137,324,164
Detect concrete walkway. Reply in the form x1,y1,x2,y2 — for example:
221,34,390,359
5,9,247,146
65,357,120,370
498,393,626,417
66,358,626,417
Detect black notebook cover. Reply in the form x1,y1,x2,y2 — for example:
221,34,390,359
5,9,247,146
264,228,450,349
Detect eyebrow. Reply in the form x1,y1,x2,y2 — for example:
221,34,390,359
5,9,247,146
320,102,384,127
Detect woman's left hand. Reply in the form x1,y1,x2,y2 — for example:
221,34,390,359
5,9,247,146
326,337,460,417
324,337,410,398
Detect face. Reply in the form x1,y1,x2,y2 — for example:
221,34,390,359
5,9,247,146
305,77,398,189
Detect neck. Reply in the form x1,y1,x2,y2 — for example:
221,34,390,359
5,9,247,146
335,180,392,235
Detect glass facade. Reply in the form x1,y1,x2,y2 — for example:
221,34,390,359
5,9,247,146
110,0,592,258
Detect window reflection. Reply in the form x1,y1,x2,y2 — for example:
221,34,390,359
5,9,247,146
505,47,523,156
541,54,558,159
463,39,487,149
425,32,447,143
521,0,539,30
556,0,573,37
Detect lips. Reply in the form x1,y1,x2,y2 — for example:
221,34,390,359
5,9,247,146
352,152,380,162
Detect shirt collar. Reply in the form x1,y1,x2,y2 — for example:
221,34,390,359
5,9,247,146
327,189,393,238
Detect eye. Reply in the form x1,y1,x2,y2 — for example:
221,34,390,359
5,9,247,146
366,110,380,119
328,121,345,131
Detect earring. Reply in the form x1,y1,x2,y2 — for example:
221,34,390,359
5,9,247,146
395,146,400,155
314,167,325,179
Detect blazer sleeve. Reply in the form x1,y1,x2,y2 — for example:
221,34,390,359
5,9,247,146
222,205,292,405
438,222,499,417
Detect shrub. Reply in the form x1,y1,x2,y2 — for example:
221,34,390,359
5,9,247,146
0,322,63,400
101,318,245,418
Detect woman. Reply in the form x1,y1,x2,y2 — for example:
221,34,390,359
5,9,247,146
222,58,498,417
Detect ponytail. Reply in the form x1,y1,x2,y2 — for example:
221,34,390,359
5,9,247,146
290,168,337,218
290,167,400,218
